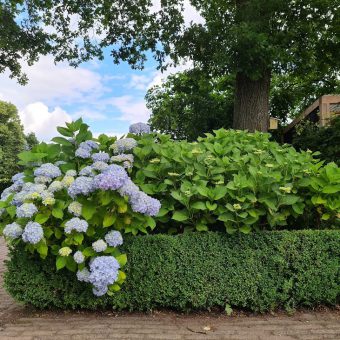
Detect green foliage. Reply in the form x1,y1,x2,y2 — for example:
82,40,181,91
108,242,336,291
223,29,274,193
0,118,157,295
0,100,25,191
292,116,340,166
131,129,340,234
4,230,340,312
146,69,234,140
25,132,39,150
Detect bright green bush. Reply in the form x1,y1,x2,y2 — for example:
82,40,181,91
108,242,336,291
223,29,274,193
5,230,340,312
132,129,340,233
0,119,160,297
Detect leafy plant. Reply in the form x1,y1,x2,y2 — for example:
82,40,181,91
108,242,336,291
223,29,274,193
0,119,160,296
132,129,340,234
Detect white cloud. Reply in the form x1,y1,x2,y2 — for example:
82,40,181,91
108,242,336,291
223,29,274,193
107,96,150,123
19,102,72,141
72,110,107,121
0,56,105,109
127,74,152,91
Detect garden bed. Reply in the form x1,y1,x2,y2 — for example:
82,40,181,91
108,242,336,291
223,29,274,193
4,230,340,312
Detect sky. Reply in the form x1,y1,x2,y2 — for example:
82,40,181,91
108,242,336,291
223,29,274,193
0,2,204,142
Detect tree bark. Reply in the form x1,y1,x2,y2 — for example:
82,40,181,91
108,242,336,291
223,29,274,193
233,70,271,132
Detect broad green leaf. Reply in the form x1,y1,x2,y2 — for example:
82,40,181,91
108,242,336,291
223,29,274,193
51,137,73,146
6,206,16,218
52,208,63,219
213,186,228,200
322,185,340,194
37,242,48,258
56,256,66,270
206,202,217,211
196,224,208,232
116,254,127,267
35,212,50,224
57,126,74,137
103,213,116,227
191,201,207,210
239,225,251,234
172,210,189,222
81,203,96,220
218,212,235,222
74,233,84,245
321,213,330,220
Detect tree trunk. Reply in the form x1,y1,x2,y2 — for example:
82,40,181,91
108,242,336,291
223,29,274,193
233,71,271,132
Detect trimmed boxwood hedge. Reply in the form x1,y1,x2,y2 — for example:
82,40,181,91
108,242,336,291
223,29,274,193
4,230,340,312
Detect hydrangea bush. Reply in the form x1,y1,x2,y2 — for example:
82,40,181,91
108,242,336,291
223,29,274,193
0,119,160,296
131,129,340,234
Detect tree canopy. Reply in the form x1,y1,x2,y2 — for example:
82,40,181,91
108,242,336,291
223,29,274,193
1,0,339,130
0,100,26,189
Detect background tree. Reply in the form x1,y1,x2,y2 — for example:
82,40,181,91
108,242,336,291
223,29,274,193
1,1,339,131
0,100,26,191
146,69,234,140
25,132,39,150
147,68,340,140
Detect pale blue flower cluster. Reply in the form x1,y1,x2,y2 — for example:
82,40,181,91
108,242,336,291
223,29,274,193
88,256,120,296
34,176,52,184
66,170,77,177
65,217,88,234
92,239,107,252
118,179,161,216
68,201,82,216
105,230,123,247
73,250,85,264
92,161,109,171
77,268,90,282
79,166,95,177
93,165,128,191
92,152,110,163
16,203,38,218
111,138,137,154
48,181,63,193
130,191,161,216
75,140,99,159
75,147,91,159
12,183,46,206
12,173,25,185
22,222,43,244
3,222,23,239
111,154,134,169
68,176,94,198
34,163,61,179
129,122,151,134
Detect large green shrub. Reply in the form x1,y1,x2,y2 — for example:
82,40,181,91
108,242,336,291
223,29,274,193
132,129,340,233
292,116,340,166
5,230,340,312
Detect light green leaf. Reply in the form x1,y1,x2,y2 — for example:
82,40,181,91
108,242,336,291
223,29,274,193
56,256,66,270
103,213,116,227
172,210,189,222
116,254,127,267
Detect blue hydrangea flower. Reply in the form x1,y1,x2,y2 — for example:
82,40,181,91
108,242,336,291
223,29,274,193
66,170,77,177
111,154,134,169
105,231,123,247
118,179,140,198
34,176,52,184
3,222,23,239
75,147,91,159
77,268,90,282
12,172,25,184
93,165,128,191
92,239,108,252
79,166,95,177
111,138,137,154
65,217,88,234
16,203,38,218
48,181,63,193
130,192,161,216
92,161,109,172
34,163,61,179
22,222,43,244
73,251,85,264
129,122,151,134
68,176,94,198
92,152,110,163
68,201,82,216
88,256,120,297
83,140,99,150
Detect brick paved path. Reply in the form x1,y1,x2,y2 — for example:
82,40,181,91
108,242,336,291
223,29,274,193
1,238,340,340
